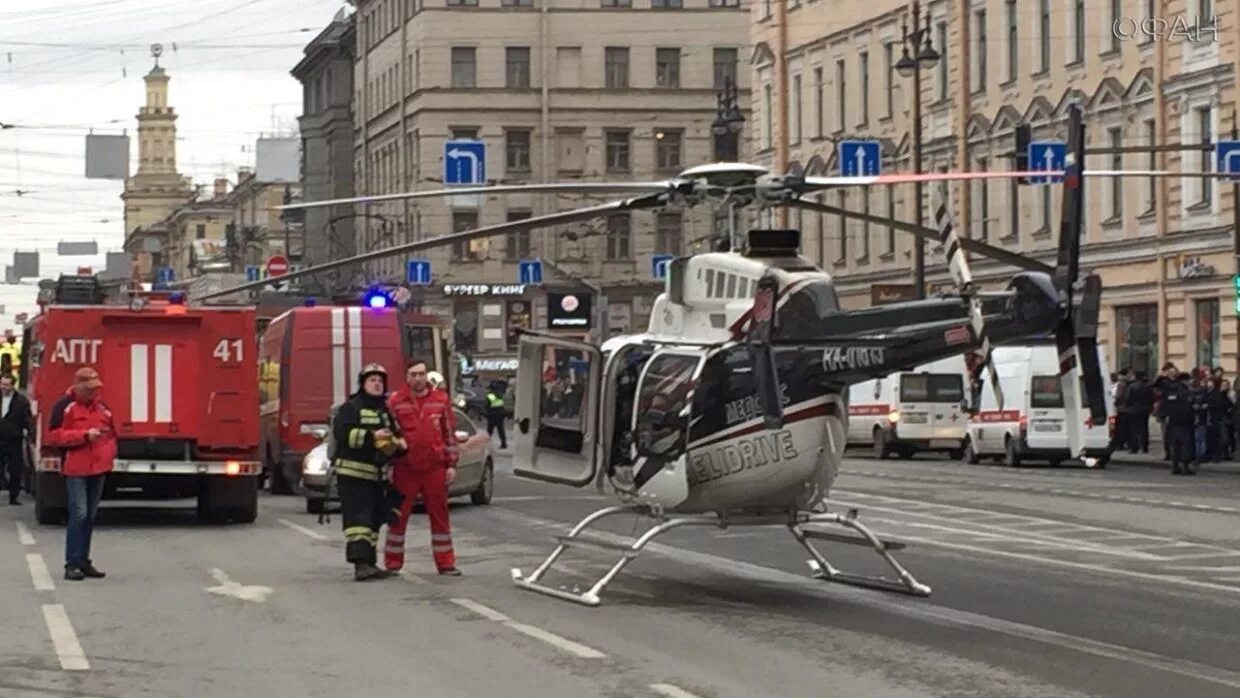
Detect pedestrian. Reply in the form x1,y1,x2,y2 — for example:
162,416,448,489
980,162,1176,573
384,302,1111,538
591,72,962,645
1109,367,1133,453
1207,378,1234,462
331,363,405,581
1189,368,1210,465
1162,372,1195,475
485,380,507,449
383,359,462,576
1128,371,1153,454
0,373,33,504
1152,363,1178,460
44,367,115,581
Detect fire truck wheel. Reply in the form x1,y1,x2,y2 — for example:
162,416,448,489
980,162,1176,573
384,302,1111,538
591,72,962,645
198,478,259,524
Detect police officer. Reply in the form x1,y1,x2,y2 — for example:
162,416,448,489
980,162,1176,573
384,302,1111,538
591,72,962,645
485,381,507,449
1162,373,1195,475
331,363,405,581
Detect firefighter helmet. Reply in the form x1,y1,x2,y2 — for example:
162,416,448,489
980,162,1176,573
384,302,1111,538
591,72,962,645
427,370,445,388
357,363,388,388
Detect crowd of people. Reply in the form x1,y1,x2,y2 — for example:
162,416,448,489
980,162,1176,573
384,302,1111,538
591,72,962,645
1111,363,1236,475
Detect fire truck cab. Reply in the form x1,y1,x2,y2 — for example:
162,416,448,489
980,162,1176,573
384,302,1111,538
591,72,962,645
22,274,262,524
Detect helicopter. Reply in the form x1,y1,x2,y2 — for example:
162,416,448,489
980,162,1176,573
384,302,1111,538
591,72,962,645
198,104,1227,606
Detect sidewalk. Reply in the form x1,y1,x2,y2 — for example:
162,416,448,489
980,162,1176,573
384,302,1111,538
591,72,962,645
1107,439,1240,474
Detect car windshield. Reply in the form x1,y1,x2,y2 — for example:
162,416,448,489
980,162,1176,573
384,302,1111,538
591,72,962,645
900,373,964,403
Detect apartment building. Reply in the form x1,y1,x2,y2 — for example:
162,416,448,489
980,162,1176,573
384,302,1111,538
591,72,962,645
753,0,1237,376
349,0,748,360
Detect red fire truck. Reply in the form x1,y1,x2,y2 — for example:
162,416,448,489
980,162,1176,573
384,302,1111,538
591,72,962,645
21,274,262,524
258,301,450,496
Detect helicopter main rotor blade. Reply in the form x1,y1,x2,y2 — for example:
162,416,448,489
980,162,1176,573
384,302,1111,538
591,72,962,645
273,181,676,211
195,193,668,301
781,198,1053,274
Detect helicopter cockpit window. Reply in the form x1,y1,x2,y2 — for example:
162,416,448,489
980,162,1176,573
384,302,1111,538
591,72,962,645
726,274,738,298
634,353,699,458
713,271,726,298
704,269,715,298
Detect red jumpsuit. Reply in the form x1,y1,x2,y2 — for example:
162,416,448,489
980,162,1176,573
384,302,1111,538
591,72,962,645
384,386,459,572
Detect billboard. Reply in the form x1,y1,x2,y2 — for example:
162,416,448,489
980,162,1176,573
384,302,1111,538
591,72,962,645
255,137,299,183
57,240,99,256
99,251,133,281
547,292,593,329
11,251,38,280
84,134,130,180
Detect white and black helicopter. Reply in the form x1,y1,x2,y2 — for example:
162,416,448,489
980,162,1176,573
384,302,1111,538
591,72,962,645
200,105,1215,606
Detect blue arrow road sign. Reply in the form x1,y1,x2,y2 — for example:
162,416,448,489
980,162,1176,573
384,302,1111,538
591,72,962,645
839,140,882,177
518,259,543,285
245,265,260,282
406,259,432,285
444,140,486,185
1027,141,1066,185
1217,141,1240,182
651,254,674,280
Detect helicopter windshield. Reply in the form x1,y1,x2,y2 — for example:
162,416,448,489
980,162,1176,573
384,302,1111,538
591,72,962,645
773,280,840,340
634,353,699,457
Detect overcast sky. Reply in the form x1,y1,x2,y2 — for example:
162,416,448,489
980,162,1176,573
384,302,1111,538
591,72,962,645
0,0,349,329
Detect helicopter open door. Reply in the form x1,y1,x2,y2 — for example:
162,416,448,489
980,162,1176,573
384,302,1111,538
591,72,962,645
513,334,602,487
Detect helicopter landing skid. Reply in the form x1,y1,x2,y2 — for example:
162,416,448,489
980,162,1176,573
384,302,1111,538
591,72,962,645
510,505,931,606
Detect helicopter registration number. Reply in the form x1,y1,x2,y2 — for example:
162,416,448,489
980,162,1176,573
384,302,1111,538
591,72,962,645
822,347,886,372
687,429,799,485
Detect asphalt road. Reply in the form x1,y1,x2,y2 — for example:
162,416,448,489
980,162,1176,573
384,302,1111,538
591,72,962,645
3,450,1240,698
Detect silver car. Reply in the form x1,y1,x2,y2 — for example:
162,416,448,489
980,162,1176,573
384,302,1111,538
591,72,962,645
300,408,495,514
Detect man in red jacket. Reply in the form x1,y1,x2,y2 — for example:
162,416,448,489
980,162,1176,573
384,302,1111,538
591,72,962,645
383,359,461,575
45,367,116,581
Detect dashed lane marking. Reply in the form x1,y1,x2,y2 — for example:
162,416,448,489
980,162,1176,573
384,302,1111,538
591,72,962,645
450,598,606,659
841,470,1240,514
278,518,331,541
650,683,707,698
15,521,35,546
42,604,89,671
27,553,55,591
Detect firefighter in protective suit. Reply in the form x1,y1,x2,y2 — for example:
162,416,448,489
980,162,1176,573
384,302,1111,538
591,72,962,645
331,363,405,581
383,359,462,575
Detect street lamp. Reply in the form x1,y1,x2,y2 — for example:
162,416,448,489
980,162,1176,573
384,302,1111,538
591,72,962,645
895,0,939,299
711,77,745,163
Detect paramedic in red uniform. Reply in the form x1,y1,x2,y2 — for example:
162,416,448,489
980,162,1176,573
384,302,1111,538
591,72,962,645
384,359,462,575
45,367,116,582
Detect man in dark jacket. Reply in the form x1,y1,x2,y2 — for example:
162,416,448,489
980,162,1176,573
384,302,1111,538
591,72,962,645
331,363,405,581
1127,372,1153,454
1162,373,1195,474
484,380,507,449
1152,363,1179,460
0,374,33,504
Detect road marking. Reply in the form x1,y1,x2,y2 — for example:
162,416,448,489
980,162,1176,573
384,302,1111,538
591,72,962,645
450,598,606,659
487,507,1240,690
41,605,89,671
278,518,330,541
400,570,429,586
206,568,273,603
15,521,35,545
27,554,55,591
650,683,705,698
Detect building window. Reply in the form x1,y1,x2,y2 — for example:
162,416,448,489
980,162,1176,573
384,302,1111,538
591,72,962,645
196,224,205,239
452,127,478,140
713,47,737,89
655,129,682,170
655,212,682,255
859,190,870,260
883,43,893,118
604,47,629,88
1006,0,1017,81
1041,185,1052,230
763,83,773,150
973,9,986,93
506,47,531,88
885,185,896,255
1039,0,1050,72
452,210,482,260
1109,0,1122,52
1116,304,1159,379
1144,118,1156,212
973,157,989,240
605,129,630,171
656,48,681,87
651,0,683,6
814,67,824,137
1198,106,1213,206
858,51,869,125
601,0,633,5
835,58,845,132
1200,0,1213,23
447,0,478,6
502,0,533,6
1108,127,1123,219
936,22,948,100
606,214,631,259
1007,177,1018,239
835,190,848,262
791,73,802,143
505,129,531,173
709,0,740,6
505,210,532,260
1142,0,1156,44
1196,299,1221,369
451,47,476,88
1072,0,1085,64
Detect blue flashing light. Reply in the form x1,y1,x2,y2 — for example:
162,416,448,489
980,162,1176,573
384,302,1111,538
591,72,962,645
168,292,185,305
364,290,391,308
304,297,317,307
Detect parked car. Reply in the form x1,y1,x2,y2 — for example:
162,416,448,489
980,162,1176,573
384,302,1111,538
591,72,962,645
299,407,495,514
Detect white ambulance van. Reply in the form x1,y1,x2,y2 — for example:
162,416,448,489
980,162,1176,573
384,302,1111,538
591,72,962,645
846,356,971,459
962,342,1114,467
